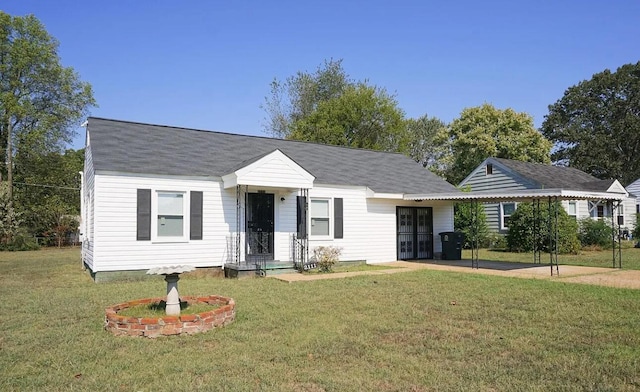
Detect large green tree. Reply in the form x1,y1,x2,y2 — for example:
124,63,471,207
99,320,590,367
14,148,83,241
262,59,411,153
405,114,448,174
0,12,95,204
288,83,408,152
541,62,640,185
443,104,552,184
262,59,351,139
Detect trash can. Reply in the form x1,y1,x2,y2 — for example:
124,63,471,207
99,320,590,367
439,231,464,260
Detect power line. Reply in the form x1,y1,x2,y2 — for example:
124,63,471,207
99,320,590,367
12,182,80,191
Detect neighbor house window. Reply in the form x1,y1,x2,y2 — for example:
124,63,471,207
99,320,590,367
157,192,185,237
501,202,516,229
617,204,624,225
589,201,607,220
310,199,330,236
568,201,577,221
486,163,493,175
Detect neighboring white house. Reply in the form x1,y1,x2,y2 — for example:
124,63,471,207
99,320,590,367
459,157,635,234
625,178,640,214
81,118,461,280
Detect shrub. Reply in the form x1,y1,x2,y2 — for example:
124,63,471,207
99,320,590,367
506,202,580,254
0,231,40,251
633,214,640,240
313,246,342,273
482,232,507,250
579,218,614,249
454,201,488,249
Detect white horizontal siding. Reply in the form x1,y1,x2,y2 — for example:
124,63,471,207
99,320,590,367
82,143,95,271
93,174,234,272
91,174,456,271
237,156,313,188
308,187,454,264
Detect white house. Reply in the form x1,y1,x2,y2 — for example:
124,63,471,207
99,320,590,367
81,118,461,280
459,157,635,234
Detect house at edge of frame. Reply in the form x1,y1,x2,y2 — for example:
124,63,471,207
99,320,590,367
80,118,462,281
624,178,640,214
459,157,636,235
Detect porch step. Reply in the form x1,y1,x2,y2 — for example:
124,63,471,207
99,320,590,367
264,267,298,276
262,261,297,276
224,260,297,278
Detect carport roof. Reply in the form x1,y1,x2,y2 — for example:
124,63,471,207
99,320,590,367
404,188,628,202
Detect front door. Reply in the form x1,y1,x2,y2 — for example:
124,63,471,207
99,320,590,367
246,193,274,262
397,207,433,260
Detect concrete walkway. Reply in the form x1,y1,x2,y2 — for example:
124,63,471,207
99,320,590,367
271,260,640,289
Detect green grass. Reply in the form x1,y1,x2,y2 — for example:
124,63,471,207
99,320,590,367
463,241,640,270
1,248,640,391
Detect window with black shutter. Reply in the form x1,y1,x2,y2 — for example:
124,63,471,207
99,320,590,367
190,191,203,240
137,189,151,240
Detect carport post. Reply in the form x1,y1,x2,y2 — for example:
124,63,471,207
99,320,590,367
548,197,559,276
470,198,479,269
533,198,541,264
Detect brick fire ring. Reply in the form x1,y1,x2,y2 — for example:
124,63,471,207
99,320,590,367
105,295,235,338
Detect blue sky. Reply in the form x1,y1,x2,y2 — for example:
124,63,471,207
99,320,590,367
4,1,640,150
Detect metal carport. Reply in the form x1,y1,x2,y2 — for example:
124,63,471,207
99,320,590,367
404,189,626,276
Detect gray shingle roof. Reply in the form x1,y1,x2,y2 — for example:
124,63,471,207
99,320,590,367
87,117,459,194
491,158,615,192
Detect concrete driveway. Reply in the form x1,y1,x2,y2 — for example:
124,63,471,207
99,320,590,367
273,260,640,289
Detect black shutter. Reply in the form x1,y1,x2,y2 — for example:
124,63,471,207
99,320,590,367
296,196,307,239
190,191,203,240
137,189,151,240
334,197,343,239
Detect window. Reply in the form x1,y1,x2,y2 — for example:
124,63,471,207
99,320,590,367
137,189,203,242
568,201,577,221
157,192,185,237
501,202,516,229
589,201,607,219
486,163,493,175
617,204,624,225
310,199,330,236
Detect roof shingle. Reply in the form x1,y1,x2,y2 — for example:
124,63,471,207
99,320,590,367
87,117,459,194
492,158,615,192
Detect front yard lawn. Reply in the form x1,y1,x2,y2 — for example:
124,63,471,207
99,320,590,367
1,248,639,391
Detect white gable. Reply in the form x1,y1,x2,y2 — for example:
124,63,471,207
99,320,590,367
607,180,628,196
222,149,315,189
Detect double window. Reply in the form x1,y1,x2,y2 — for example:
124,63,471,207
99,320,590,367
137,189,203,241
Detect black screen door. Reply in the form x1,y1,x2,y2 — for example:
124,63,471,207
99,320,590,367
246,193,274,262
397,207,433,260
